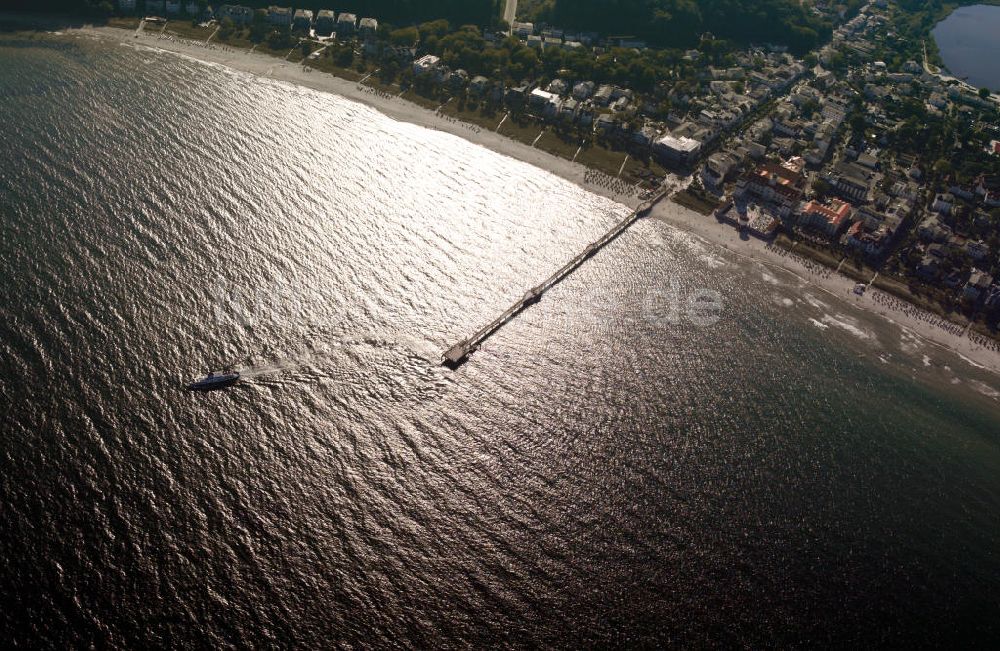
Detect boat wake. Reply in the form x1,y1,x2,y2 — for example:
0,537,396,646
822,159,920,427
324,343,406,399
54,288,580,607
230,332,440,381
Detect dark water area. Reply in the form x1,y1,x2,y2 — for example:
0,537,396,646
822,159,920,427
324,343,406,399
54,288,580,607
2,34,1000,646
932,4,1000,90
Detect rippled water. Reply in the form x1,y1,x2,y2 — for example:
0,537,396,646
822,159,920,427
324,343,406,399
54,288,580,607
2,34,1000,646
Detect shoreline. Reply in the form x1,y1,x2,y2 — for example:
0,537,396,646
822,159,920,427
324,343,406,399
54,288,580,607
925,2,1000,97
650,201,1000,378
34,24,1000,377
77,25,651,209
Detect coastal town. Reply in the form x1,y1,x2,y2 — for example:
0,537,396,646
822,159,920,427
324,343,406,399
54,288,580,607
100,0,1000,343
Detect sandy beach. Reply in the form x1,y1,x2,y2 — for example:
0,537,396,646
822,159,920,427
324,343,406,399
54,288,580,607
59,25,1000,377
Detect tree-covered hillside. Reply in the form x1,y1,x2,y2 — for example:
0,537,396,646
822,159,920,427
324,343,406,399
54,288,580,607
546,0,841,54
5,0,501,28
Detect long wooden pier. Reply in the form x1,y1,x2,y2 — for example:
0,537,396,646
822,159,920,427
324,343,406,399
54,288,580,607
442,191,666,367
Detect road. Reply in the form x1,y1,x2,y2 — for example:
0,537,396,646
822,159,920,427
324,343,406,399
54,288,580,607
503,0,518,29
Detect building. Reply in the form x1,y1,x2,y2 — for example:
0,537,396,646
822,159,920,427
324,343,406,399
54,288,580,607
315,9,335,36
446,69,469,90
917,244,946,280
559,98,580,121
975,174,1000,207
572,81,595,100
965,270,994,300
412,54,441,76
653,134,701,166
918,215,952,243
504,84,529,105
267,5,292,27
739,162,804,216
855,152,878,170
701,152,736,191
739,203,782,238
512,21,533,38
547,79,568,95
593,85,614,106
843,208,900,257
217,4,254,25
359,17,378,39
832,162,872,202
469,75,489,95
800,199,852,237
985,284,1000,309
931,192,954,214
337,12,357,35
292,9,313,32
529,88,559,109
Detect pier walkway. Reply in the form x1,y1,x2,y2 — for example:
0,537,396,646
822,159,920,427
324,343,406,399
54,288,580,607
442,191,666,367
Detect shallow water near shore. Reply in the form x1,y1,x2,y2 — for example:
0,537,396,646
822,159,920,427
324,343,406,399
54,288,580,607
2,34,1000,645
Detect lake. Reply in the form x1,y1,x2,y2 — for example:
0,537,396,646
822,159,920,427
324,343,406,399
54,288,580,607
932,4,1000,90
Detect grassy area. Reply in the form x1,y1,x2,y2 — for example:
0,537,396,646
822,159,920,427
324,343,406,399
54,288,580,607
533,130,583,160
621,155,667,186
106,16,141,30
438,100,506,131
774,233,795,250
399,88,442,110
253,41,294,59
871,274,966,323
671,188,721,215
222,36,255,49
304,56,363,81
287,41,322,63
362,76,403,95
497,117,545,147
840,260,877,283
163,21,214,41
790,239,844,269
870,274,943,311
969,322,1000,342
774,235,844,269
573,143,629,177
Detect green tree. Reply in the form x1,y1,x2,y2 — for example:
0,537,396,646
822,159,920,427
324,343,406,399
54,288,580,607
218,17,235,41
980,87,991,99
812,178,832,198
249,10,269,42
389,27,418,47
335,45,354,67
418,19,451,40
267,29,292,50
509,47,539,80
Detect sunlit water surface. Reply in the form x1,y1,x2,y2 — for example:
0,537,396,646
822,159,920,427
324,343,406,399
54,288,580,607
1,35,999,646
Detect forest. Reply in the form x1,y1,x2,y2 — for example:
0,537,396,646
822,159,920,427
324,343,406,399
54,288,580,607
544,0,842,54
9,0,502,28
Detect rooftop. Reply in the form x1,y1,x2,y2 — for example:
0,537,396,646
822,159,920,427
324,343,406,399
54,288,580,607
804,199,852,228
655,134,700,152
